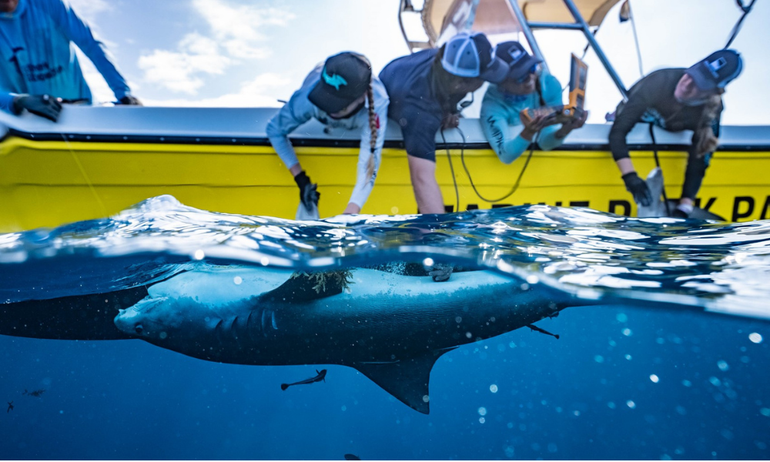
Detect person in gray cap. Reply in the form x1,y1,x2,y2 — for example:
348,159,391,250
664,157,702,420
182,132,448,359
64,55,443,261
266,52,389,216
379,31,508,215
610,49,743,218
481,41,587,164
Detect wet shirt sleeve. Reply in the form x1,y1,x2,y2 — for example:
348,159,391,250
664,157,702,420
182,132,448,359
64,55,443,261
266,89,314,170
43,0,131,100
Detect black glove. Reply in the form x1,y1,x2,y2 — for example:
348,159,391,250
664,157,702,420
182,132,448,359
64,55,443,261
118,95,142,106
294,171,320,210
622,172,652,207
12,94,62,122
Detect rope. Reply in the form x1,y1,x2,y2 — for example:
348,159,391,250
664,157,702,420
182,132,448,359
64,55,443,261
458,126,538,204
60,134,108,218
725,0,756,48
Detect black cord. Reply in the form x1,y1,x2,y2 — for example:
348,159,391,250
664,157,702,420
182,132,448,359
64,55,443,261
457,126,538,203
440,129,460,213
725,0,756,48
648,123,671,216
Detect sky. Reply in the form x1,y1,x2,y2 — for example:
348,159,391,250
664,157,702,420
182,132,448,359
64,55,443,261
71,0,769,125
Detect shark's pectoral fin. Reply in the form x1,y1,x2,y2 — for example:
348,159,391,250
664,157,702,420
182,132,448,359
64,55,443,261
353,349,455,415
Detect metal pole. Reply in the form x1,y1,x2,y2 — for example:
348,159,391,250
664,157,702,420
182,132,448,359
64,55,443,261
562,0,628,100
507,0,549,73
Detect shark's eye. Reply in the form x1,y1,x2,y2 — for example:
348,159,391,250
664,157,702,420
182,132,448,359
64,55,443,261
135,324,144,335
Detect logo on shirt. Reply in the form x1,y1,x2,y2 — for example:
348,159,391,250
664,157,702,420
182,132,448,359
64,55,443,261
323,68,347,91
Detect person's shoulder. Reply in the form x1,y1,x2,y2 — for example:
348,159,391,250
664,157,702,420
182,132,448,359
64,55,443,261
380,49,437,84
539,72,562,98
637,68,684,87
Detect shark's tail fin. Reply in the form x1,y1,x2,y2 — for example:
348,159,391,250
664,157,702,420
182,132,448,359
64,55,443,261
280,383,289,391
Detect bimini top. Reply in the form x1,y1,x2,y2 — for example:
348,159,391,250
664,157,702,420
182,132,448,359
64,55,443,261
421,0,621,47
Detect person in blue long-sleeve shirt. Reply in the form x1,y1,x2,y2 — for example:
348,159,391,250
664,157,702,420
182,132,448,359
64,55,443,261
480,42,586,164
0,0,139,122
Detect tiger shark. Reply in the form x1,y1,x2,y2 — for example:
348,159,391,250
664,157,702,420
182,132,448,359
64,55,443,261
112,265,578,414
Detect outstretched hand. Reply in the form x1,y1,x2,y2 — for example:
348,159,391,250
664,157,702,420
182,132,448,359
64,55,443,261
118,95,143,106
441,113,461,130
555,110,588,139
13,94,62,122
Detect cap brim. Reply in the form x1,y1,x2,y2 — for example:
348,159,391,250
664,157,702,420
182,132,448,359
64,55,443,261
479,56,510,84
507,55,542,81
686,64,717,91
308,82,352,114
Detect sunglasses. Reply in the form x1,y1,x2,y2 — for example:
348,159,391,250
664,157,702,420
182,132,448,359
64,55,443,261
514,64,539,83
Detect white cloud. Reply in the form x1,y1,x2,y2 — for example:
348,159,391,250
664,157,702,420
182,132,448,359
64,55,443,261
66,0,111,24
138,33,232,94
143,73,288,108
137,0,294,97
195,0,294,59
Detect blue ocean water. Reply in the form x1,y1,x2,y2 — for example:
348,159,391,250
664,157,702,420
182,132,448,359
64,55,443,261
0,196,768,459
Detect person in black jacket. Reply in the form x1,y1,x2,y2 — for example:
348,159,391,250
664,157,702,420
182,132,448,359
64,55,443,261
610,50,743,218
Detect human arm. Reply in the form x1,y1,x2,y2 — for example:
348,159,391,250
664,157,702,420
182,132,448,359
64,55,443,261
42,0,133,101
266,89,317,208
480,95,541,164
401,112,445,214
265,90,315,171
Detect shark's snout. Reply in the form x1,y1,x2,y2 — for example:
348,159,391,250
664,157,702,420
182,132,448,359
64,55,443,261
114,307,142,336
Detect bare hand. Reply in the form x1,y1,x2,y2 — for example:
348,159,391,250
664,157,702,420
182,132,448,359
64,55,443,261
555,110,588,139
441,113,461,130
520,113,550,141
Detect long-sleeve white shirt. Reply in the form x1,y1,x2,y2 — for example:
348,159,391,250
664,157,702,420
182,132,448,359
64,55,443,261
266,66,389,209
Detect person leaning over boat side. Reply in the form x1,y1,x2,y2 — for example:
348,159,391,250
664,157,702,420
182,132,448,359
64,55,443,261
266,52,388,215
0,0,140,122
609,49,743,218
480,41,587,164
379,31,508,214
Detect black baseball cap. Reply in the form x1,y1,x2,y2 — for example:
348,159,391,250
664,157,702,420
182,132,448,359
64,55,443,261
308,52,371,114
686,49,743,91
441,31,509,83
494,41,542,82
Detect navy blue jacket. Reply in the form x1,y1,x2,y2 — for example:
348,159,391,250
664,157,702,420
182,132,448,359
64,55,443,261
380,49,463,162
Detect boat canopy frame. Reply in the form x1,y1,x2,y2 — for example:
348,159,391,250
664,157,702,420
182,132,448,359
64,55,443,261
397,0,629,100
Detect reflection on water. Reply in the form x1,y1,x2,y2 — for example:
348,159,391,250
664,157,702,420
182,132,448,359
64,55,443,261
2,195,769,319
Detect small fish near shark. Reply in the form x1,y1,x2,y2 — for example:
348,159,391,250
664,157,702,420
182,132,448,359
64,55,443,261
281,369,327,391
109,265,580,414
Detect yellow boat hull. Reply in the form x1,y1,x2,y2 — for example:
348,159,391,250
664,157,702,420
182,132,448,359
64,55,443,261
2,134,769,232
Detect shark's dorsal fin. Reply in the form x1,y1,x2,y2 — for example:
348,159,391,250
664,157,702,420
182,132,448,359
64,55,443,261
258,270,353,304
353,349,455,415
